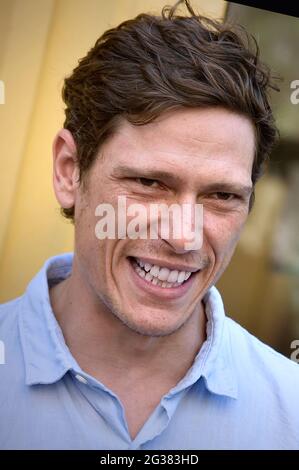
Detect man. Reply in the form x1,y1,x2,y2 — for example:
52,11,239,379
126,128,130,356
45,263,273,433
0,0,299,450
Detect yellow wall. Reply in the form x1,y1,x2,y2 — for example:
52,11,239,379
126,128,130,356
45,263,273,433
0,0,226,302
0,0,55,284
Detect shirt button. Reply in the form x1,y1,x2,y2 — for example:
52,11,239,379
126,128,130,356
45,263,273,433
75,374,88,384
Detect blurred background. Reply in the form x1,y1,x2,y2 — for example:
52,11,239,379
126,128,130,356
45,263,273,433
0,0,298,358
218,2,299,357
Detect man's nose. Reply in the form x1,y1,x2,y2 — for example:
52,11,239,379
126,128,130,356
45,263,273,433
163,237,196,254
158,200,203,254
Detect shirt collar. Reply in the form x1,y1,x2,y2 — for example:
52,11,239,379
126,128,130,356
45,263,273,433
19,253,238,399
200,287,238,398
162,286,238,401
19,253,79,385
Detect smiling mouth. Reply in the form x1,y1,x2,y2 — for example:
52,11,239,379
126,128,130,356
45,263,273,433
129,256,198,289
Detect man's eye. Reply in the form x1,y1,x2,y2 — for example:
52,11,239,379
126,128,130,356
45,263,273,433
136,177,160,188
212,192,236,201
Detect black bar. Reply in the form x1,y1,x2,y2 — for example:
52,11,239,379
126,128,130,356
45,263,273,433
0,450,298,463
227,0,299,18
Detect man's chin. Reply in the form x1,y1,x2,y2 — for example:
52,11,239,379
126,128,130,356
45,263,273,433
113,308,187,338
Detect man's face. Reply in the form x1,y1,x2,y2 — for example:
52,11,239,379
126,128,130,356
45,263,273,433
73,107,255,336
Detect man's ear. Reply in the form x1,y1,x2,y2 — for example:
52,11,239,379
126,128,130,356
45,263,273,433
52,129,80,210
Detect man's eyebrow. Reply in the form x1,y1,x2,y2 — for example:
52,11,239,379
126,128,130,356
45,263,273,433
202,182,253,197
112,165,182,185
113,165,253,196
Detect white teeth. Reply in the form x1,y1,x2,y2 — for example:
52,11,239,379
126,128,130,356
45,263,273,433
134,258,193,288
167,270,179,283
145,272,153,282
134,264,188,288
150,265,160,277
137,267,145,278
177,271,186,283
158,267,170,281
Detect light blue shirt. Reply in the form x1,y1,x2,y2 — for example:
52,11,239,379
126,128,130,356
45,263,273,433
0,253,299,450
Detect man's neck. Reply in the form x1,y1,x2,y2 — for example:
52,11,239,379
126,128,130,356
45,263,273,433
49,263,207,389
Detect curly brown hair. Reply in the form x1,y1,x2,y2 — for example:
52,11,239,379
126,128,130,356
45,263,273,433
61,0,279,221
